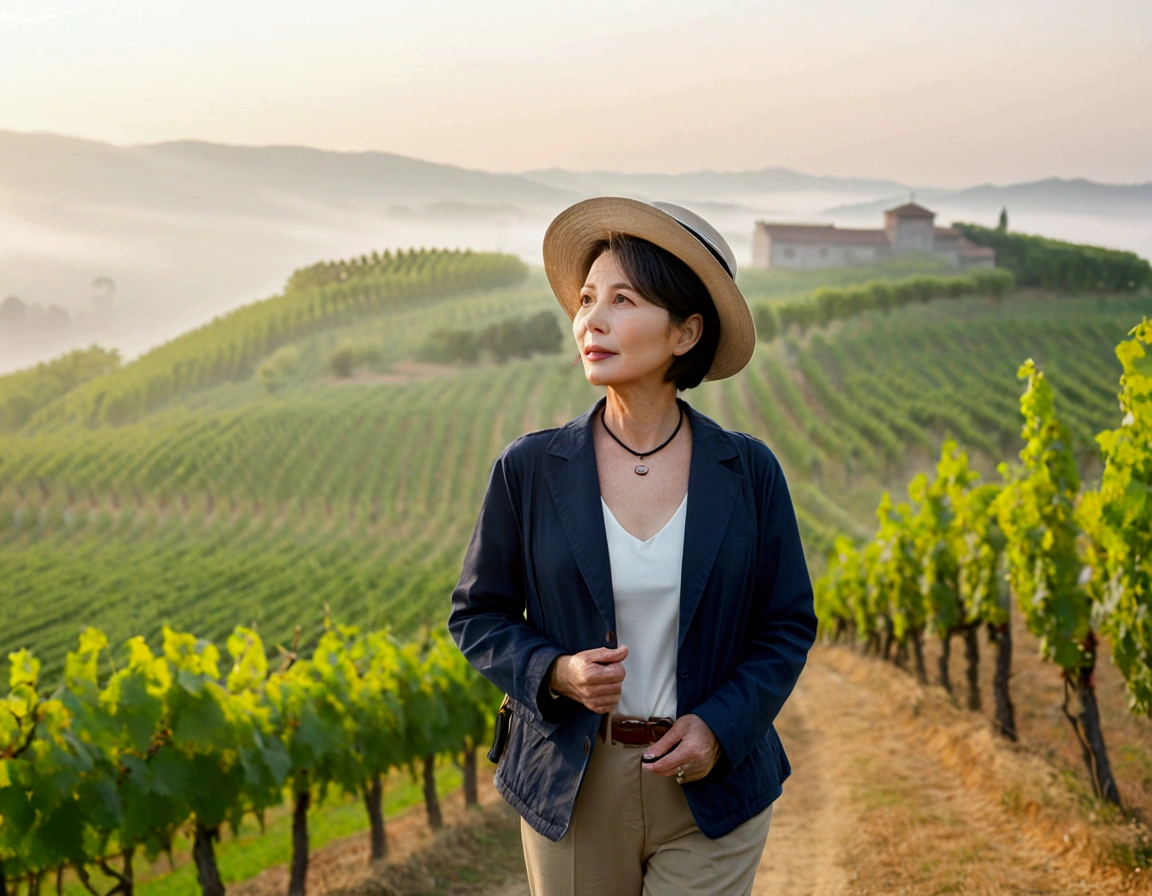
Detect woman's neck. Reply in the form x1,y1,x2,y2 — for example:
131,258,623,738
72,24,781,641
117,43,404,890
601,386,682,453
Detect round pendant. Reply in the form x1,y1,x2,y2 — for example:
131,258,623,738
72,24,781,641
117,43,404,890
635,463,649,475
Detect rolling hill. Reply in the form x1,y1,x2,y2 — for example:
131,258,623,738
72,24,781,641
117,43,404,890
1,244,1147,683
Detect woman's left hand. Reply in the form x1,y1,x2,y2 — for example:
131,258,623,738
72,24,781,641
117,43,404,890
641,713,721,783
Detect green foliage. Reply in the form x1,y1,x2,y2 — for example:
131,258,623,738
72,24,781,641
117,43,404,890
868,492,926,643
955,482,1008,627
328,339,356,378
908,441,979,638
0,622,498,892
480,310,564,362
419,327,482,365
817,440,1008,651
257,344,301,392
286,249,396,293
814,535,866,639
21,249,530,431
419,310,565,365
1079,318,1152,713
993,360,1091,672
752,304,778,342
954,222,1151,292
0,345,121,432
737,254,957,303
756,268,1016,341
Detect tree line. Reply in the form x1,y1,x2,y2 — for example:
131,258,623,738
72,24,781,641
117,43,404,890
953,223,1152,293
417,309,565,365
753,268,1017,341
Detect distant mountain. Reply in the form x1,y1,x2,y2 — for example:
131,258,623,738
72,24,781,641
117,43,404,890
516,166,919,200
0,130,576,223
820,177,1152,218
1,128,1148,376
0,130,592,371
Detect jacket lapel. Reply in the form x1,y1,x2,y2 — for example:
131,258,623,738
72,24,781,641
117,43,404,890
676,398,741,650
544,395,741,650
544,397,617,631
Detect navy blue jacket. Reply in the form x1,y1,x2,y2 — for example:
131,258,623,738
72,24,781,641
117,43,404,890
447,394,817,841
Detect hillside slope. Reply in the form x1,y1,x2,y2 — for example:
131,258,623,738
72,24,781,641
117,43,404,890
1,287,1146,682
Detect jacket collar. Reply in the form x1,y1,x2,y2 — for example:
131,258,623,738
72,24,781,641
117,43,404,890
543,394,742,650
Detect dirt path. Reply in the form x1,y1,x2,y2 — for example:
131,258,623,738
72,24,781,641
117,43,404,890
479,643,1145,895
754,644,1145,895
754,655,851,895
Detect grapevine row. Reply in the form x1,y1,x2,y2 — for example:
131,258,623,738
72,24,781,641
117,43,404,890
814,317,1152,809
0,619,499,896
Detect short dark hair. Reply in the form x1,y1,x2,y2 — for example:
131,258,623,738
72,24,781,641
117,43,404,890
584,231,721,391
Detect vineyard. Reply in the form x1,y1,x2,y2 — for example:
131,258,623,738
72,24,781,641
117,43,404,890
816,318,1152,812
0,621,499,896
18,249,530,431
1,239,1151,894
1,293,1142,687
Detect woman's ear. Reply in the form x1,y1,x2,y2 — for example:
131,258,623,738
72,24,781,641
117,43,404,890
672,313,704,357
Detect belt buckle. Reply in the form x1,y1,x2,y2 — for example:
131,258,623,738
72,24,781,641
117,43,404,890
613,716,674,745
610,716,647,747
648,716,674,740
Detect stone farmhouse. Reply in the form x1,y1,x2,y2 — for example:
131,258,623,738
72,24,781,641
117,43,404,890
751,201,996,271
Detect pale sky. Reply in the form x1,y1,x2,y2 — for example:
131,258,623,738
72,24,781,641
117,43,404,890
2,0,1150,188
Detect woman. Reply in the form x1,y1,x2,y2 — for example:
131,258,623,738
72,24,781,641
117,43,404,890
447,197,817,895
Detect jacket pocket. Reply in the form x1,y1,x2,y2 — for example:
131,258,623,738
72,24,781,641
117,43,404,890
510,698,550,748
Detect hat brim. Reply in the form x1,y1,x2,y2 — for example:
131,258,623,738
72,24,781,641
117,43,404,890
542,197,756,381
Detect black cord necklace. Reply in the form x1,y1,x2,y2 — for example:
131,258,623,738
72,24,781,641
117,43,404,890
600,404,684,475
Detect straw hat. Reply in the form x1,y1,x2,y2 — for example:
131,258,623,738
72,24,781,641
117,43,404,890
542,197,755,381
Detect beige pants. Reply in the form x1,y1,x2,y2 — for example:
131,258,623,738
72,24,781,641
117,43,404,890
519,728,773,896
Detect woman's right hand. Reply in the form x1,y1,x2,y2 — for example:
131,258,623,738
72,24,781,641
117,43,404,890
551,646,628,714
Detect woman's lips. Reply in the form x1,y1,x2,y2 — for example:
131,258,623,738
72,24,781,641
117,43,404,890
586,351,615,361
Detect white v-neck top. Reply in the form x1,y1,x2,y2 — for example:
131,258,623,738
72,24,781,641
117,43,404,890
600,491,688,720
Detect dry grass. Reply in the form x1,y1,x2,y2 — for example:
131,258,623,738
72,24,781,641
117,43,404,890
774,640,1152,895
232,775,526,896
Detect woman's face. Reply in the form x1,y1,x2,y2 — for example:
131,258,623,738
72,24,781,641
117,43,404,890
573,250,702,389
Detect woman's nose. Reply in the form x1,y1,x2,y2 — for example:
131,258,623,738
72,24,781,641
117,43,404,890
582,298,608,332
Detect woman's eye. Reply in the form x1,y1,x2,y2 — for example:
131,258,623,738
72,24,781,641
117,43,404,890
614,294,629,303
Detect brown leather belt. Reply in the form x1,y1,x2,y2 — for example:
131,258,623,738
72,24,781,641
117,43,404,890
599,714,675,746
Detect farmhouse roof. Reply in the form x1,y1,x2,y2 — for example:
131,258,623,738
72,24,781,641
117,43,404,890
754,222,890,247
884,202,935,219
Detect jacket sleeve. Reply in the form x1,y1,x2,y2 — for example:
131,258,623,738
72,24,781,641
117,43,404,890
688,443,818,774
447,448,573,737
